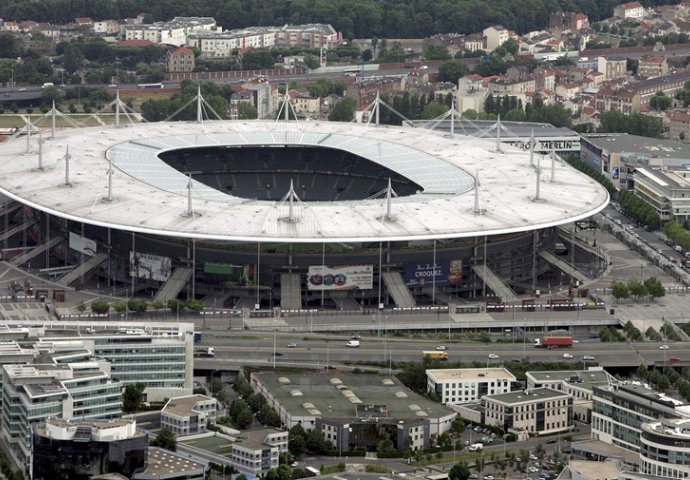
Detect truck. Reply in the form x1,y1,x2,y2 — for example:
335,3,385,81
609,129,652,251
194,347,215,357
345,340,360,348
534,336,573,348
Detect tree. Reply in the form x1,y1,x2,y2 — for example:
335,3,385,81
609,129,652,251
449,462,471,480
210,378,224,397
303,54,320,69
649,91,672,111
289,424,307,457
627,278,647,299
236,408,253,429
237,102,258,119
421,101,448,119
328,97,356,122
644,276,666,299
0,33,22,59
438,60,469,84
451,417,465,434
127,298,148,313
151,426,177,451
611,280,629,301
377,439,395,456
305,429,329,454
423,44,451,60
90,300,110,315
62,44,84,74
123,383,146,413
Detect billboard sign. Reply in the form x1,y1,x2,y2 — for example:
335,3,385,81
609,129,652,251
307,265,373,291
129,252,172,282
404,260,462,287
69,232,97,256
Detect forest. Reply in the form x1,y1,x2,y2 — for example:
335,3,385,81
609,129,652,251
0,0,683,39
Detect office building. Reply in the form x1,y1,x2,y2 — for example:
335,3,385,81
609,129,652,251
483,388,573,436
639,418,690,479
591,383,690,453
161,394,218,436
32,418,146,480
426,368,516,405
229,428,287,475
250,371,456,453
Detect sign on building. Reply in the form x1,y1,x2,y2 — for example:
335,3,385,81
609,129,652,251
129,252,172,282
307,265,373,290
68,232,97,256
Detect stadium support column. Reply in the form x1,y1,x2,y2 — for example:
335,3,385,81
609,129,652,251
80,223,85,287
495,115,502,154
45,214,50,269
64,219,68,267
321,243,325,308
450,97,455,137
107,228,112,289
377,242,383,309
51,101,56,138
38,131,43,170
131,231,135,296
256,242,261,309
432,239,437,305
531,231,538,293
192,238,196,298
375,91,380,125
115,91,120,128
196,85,203,124
482,236,487,299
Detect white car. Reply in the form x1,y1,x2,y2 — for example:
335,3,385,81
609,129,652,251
660,344,670,350
291,462,299,467
436,345,448,351
287,343,297,348
583,355,595,361
563,353,574,359
488,353,499,359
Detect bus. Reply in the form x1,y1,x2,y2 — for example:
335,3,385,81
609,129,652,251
137,82,165,89
423,351,448,360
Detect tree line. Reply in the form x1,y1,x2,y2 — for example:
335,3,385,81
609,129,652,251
619,189,661,228
0,0,680,38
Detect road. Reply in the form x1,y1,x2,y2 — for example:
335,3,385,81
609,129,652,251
195,332,687,368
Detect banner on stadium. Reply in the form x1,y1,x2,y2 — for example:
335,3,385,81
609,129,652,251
129,252,172,282
203,262,256,287
404,260,462,287
69,232,97,256
307,265,373,291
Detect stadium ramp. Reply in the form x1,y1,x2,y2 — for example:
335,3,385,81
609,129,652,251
10,236,63,266
382,271,416,308
280,273,302,310
153,267,192,303
471,265,518,303
0,220,35,243
538,251,591,284
58,253,108,286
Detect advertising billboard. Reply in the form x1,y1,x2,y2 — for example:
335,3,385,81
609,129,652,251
203,262,256,287
404,260,462,287
307,265,373,291
69,232,97,256
129,252,172,282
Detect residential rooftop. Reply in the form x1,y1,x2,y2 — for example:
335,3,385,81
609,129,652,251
235,428,285,450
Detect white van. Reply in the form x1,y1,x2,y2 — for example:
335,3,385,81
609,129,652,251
345,340,360,348
468,443,483,452
41,82,54,89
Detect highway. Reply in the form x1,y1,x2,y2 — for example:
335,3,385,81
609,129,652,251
195,332,686,369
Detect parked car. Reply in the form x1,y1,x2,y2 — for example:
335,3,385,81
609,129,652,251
563,353,574,359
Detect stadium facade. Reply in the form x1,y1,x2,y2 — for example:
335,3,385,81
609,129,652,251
0,120,608,310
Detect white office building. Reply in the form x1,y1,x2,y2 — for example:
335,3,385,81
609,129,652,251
426,368,516,405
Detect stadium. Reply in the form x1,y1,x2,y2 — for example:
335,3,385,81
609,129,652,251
0,118,609,311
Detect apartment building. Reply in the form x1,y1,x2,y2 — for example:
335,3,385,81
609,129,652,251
124,17,220,46
638,55,668,78
274,24,342,49
483,25,510,51
614,1,645,20
483,388,573,436
167,47,195,73
426,368,516,405
187,27,276,58
597,56,627,80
